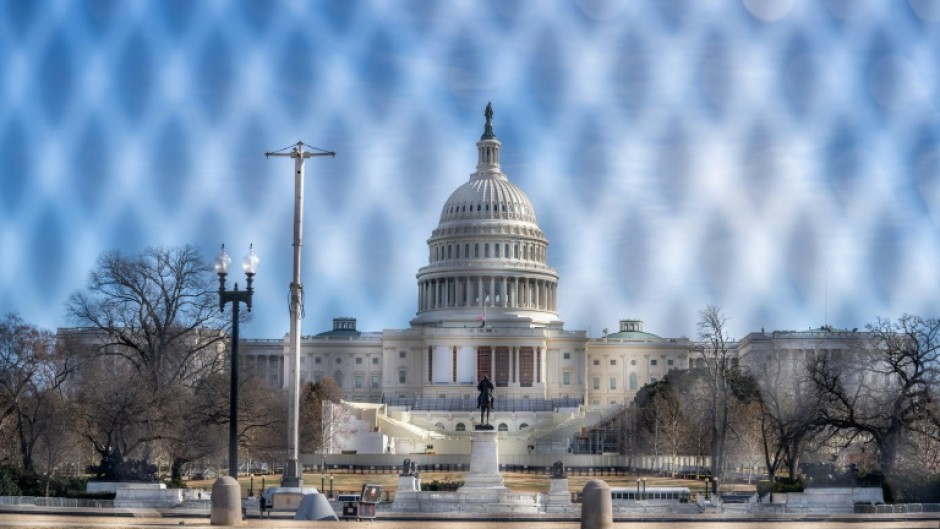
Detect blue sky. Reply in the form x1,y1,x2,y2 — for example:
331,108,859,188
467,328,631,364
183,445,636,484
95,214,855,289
1,0,939,340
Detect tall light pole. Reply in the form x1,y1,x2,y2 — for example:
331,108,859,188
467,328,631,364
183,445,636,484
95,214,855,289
215,244,259,481
266,141,335,487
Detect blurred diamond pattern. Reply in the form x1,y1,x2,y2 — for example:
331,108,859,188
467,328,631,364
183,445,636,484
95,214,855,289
1,0,939,339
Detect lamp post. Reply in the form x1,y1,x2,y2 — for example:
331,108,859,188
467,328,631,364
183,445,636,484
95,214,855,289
215,244,259,481
329,474,334,499
266,142,335,488
641,477,647,499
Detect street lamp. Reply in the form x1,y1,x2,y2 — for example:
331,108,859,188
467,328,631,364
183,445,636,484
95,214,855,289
215,244,259,481
329,474,334,499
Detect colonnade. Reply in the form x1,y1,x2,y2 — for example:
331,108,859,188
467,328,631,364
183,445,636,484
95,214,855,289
243,354,283,387
417,275,557,312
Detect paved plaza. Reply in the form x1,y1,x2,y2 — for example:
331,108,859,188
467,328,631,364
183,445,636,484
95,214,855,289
1,515,940,529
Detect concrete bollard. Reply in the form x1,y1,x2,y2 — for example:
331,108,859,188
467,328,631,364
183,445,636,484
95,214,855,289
210,476,242,526
580,479,612,529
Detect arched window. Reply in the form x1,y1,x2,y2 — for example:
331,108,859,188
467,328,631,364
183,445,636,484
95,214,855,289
498,423,508,432
435,422,445,430
455,422,466,432
629,372,638,390
334,371,344,387
519,423,529,430
494,244,500,258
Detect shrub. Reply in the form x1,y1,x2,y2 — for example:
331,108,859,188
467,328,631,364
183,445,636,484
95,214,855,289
420,479,463,491
0,466,21,496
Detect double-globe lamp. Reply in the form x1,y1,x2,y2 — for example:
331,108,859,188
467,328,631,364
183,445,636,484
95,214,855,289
214,244,259,481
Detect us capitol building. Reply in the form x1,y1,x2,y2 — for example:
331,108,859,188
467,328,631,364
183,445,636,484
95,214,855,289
240,105,849,460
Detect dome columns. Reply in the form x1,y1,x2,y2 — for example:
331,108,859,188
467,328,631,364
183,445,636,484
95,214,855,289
417,274,558,313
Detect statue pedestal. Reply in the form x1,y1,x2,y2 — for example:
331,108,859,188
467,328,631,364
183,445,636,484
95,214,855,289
391,474,421,512
459,429,506,490
545,478,573,513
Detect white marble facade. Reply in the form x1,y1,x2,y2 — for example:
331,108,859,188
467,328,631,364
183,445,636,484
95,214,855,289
240,107,694,409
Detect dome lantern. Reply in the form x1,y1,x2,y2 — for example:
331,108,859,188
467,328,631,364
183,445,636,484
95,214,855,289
475,102,502,176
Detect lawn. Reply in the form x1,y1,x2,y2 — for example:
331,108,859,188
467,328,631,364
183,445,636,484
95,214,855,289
186,471,755,498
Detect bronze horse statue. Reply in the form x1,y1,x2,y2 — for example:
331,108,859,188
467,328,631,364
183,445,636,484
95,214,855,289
477,375,494,426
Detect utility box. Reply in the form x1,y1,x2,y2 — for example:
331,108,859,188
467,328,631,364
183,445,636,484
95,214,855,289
358,484,382,521
338,494,360,520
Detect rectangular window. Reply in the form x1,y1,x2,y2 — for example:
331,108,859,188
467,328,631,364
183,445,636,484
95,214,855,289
592,377,600,390
371,375,380,388
610,359,616,366
314,373,322,384
372,357,379,364
519,347,533,387
609,377,616,390
356,357,362,364
563,371,571,385
651,359,658,366
593,359,600,366
495,347,510,387
399,351,407,358
398,370,407,384
477,347,492,383
667,359,674,366
314,357,321,364
475,244,480,258
563,352,570,360
355,375,363,389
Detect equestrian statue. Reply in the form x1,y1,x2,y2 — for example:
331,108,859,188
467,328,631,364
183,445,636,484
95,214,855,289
477,374,495,428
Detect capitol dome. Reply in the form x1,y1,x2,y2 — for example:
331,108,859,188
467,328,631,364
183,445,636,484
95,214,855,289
437,169,538,227
412,104,560,328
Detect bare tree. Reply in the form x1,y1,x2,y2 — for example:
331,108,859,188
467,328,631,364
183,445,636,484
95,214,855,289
809,315,940,475
300,378,353,465
64,246,230,477
746,342,824,481
66,246,227,391
30,391,81,496
695,305,736,479
0,314,74,473
649,388,684,476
